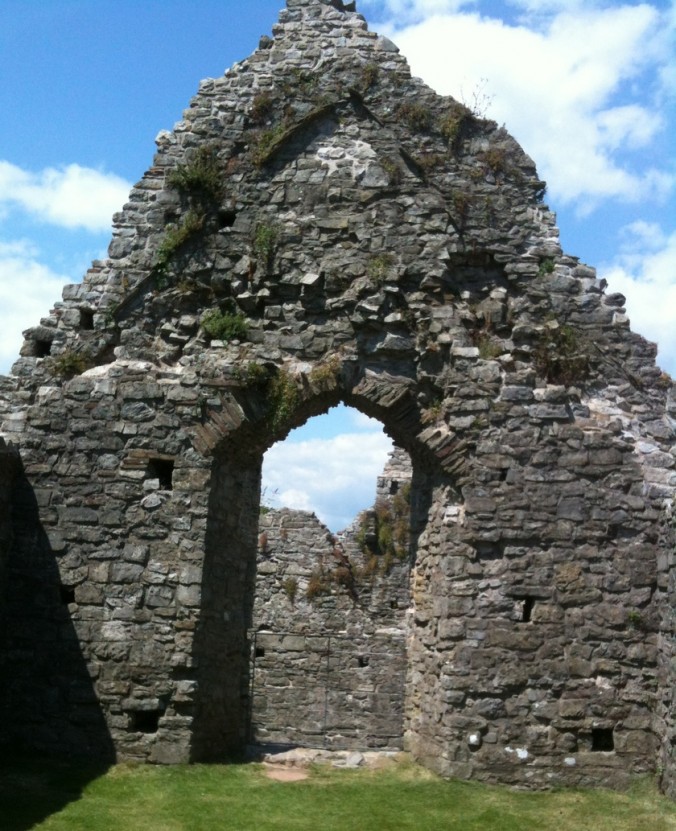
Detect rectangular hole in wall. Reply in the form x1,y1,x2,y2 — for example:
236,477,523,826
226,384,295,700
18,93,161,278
60,585,75,605
522,597,535,623
255,647,266,658
591,727,614,752
79,309,94,330
130,710,161,734
147,458,174,490
357,655,369,668
34,339,52,357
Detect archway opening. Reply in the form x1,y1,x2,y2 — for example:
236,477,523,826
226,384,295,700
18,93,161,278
191,393,437,761
251,404,411,750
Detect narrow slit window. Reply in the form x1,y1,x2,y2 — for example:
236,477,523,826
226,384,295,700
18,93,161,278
522,597,535,623
148,458,174,490
255,646,266,658
591,727,614,752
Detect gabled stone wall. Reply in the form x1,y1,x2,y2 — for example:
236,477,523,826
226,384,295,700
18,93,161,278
0,0,674,791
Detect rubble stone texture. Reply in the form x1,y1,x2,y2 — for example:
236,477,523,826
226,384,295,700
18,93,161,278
1,0,676,791
250,447,411,749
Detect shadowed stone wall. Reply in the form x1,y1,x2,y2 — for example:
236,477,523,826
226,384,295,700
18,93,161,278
0,0,674,791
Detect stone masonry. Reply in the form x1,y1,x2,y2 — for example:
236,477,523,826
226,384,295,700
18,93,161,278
250,446,411,749
0,0,675,792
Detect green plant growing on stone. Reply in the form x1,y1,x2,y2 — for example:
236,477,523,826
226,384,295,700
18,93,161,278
421,399,442,424
414,153,445,176
309,355,341,387
306,569,331,600
281,576,298,604
534,322,589,386
480,147,509,176
267,368,300,432
397,101,433,133
367,253,394,284
201,308,248,342
356,484,411,576
153,209,205,283
281,67,318,99
50,350,88,379
238,361,269,387
249,90,276,125
451,190,472,227
253,222,279,271
538,257,556,277
381,157,402,185
439,103,472,150
250,124,286,167
359,62,380,91
627,610,644,630
166,145,223,205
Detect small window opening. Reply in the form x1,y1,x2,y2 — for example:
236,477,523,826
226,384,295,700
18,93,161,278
219,208,237,228
255,647,266,658
522,597,535,623
130,710,161,734
389,481,399,495
60,585,75,605
148,458,174,490
357,655,369,668
34,339,52,358
591,727,614,752
499,468,509,482
79,309,94,330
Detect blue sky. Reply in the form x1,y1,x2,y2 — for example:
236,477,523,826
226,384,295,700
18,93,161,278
1,0,674,529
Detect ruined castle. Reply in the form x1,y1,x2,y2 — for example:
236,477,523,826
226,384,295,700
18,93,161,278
1,0,675,794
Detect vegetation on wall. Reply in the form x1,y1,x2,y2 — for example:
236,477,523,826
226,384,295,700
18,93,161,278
534,322,589,385
267,368,300,432
49,350,89,379
356,483,411,576
166,145,224,206
201,308,248,342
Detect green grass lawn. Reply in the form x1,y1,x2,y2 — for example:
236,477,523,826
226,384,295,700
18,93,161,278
2,754,676,831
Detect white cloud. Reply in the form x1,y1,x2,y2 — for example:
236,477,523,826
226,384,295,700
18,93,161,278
363,0,476,24
262,431,394,531
376,3,674,209
599,223,676,376
0,240,70,372
0,161,130,232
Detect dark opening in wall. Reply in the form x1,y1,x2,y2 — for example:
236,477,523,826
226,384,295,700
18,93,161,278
130,710,161,734
34,339,52,358
255,646,266,658
79,309,94,330
60,585,75,605
522,597,535,623
389,481,399,495
591,727,614,752
219,208,237,228
148,458,174,490
357,655,369,668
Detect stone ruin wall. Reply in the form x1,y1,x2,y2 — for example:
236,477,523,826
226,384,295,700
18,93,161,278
250,446,412,749
0,0,675,793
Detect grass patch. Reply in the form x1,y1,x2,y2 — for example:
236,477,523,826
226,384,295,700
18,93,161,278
2,754,674,831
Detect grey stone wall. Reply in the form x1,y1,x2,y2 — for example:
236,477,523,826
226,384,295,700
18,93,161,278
252,505,408,749
0,0,674,791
